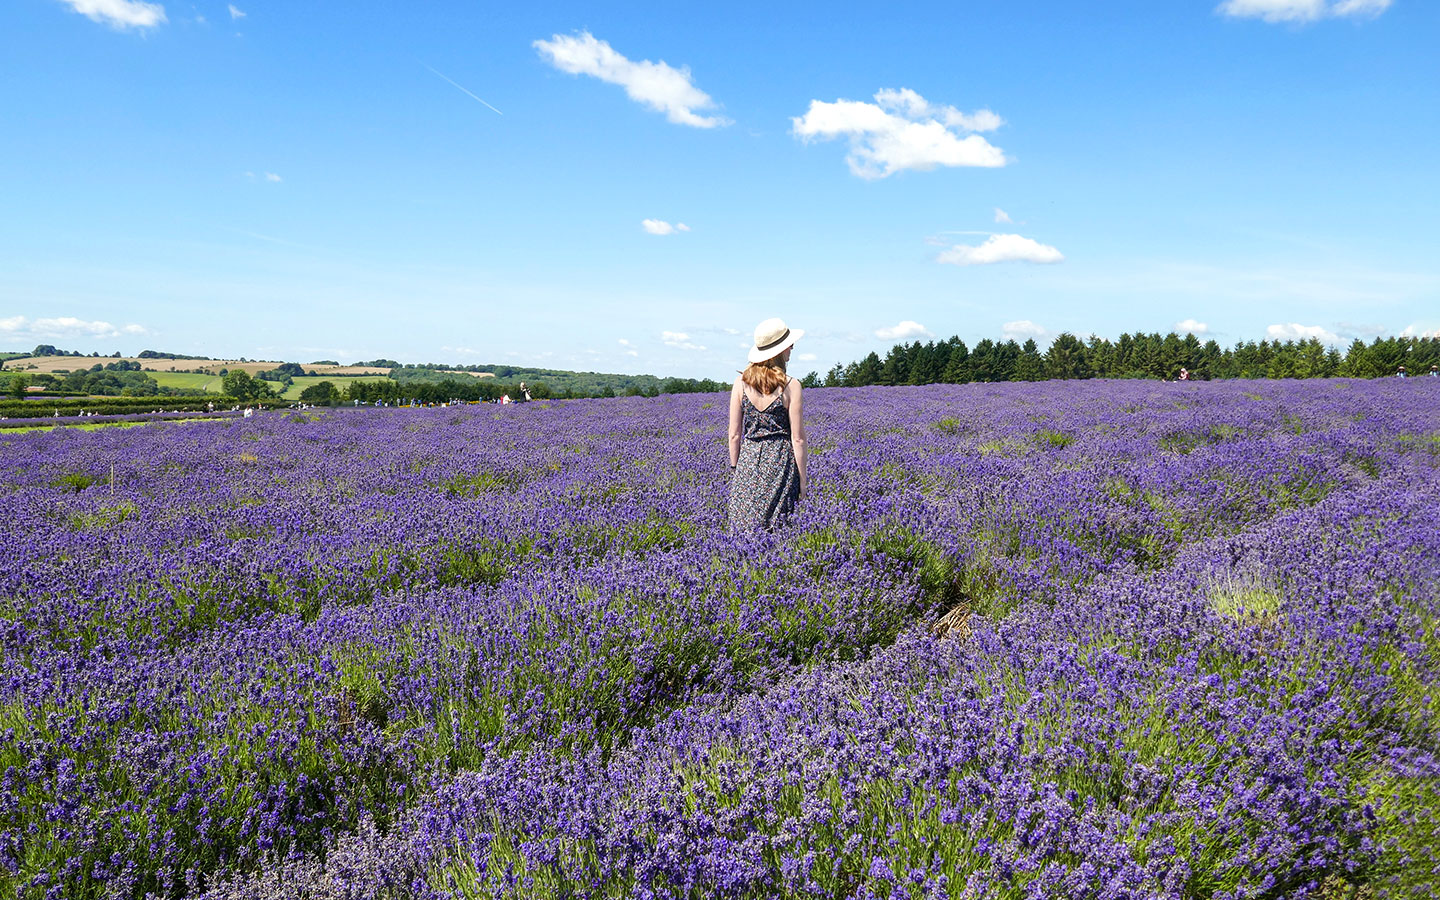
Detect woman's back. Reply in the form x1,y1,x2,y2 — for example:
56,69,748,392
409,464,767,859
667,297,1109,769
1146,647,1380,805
739,384,792,442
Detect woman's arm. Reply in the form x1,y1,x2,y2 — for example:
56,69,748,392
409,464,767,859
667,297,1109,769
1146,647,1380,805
787,380,806,494
728,379,744,468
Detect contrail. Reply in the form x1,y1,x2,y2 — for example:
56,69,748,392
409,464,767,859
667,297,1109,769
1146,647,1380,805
424,65,503,115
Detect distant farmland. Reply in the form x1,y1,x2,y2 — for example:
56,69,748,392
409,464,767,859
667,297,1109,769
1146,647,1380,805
1,356,393,377
146,371,394,400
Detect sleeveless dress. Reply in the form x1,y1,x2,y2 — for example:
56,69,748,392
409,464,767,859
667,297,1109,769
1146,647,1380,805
727,386,802,529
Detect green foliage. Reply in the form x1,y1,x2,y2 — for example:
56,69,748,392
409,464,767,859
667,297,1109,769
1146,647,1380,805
298,380,341,404
1034,428,1074,449
441,470,522,496
221,369,274,401
0,395,279,421
933,416,961,434
52,472,99,492
823,332,1440,385
69,501,138,530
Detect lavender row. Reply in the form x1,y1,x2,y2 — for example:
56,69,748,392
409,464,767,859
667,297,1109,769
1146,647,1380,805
2,379,1437,897
216,473,1440,900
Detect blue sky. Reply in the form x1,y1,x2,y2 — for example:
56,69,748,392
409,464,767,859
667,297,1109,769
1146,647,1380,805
2,0,1436,378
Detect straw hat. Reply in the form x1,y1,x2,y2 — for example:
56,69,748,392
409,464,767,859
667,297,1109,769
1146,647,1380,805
747,318,804,364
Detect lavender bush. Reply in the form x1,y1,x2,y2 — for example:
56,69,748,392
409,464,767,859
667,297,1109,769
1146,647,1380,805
1,379,1435,899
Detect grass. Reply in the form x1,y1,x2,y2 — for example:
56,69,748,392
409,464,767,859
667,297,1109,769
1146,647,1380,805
0,420,151,434
148,371,226,393
0,417,228,435
281,375,391,400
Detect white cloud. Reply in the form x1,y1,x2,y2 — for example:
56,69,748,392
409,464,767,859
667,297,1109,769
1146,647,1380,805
641,219,689,235
1217,0,1390,22
227,3,245,18
1399,324,1440,339
1002,320,1049,342
264,172,281,182
534,32,729,128
661,331,706,351
0,315,147,339
875,320,931,341
791,88,1006,179
993,208,1013,224
1267,322,1341,344
1002,321,1048,338
795,352,818,362
58,0,166,29
937,233,1064,266
1175,318,1210,335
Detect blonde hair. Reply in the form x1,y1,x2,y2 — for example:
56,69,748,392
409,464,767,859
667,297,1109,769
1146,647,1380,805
741,355,788,395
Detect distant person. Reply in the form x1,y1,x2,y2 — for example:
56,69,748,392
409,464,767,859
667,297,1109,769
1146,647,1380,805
728,318,807,529
1431,364,1438,378
519,381,531,401
1397,366,1407,379
500,394,511,405
1178,367,1190,382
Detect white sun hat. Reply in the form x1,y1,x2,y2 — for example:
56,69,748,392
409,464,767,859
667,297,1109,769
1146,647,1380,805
747,318,804,364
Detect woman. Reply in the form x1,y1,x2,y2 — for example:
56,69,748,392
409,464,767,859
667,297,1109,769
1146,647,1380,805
727,318,807,529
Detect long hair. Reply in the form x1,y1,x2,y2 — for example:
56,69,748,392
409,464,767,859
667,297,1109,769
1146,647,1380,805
741,354,788,395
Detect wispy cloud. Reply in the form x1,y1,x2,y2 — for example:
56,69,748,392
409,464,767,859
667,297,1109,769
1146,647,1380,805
0,315,147,340
791,87,1005,179
993,208,1013,224
534,31,729,128
1175,318,1211,335
59,0,166,30
618,338,638,357
875,320,931,341
243,171,283,183
424,65,503,116
1217,0,1390,23
227,3,244,19
937,233,1064,266
1335,322,1387,339
1267,322,1341,344
661,330,706,351
641,219,690,235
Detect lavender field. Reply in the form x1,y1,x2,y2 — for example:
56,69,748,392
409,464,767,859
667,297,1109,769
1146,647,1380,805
3,379,1438,900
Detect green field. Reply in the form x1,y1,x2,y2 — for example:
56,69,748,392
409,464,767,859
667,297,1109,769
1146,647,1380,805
149,372,226,393
280,375,390,400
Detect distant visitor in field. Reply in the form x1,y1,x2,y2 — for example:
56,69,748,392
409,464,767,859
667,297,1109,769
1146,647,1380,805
728,318,808,529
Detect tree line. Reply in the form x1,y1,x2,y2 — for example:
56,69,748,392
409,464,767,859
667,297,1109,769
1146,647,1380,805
809,333,1440,387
